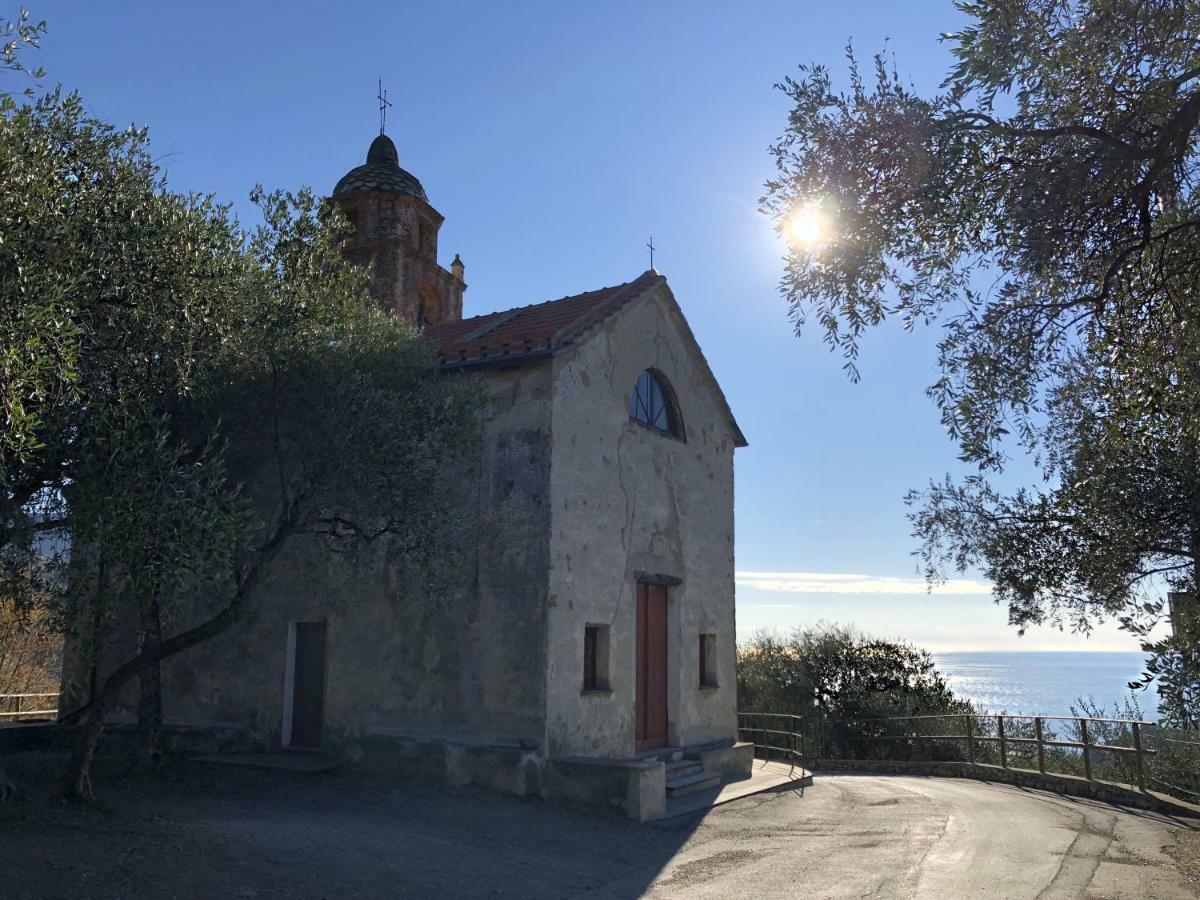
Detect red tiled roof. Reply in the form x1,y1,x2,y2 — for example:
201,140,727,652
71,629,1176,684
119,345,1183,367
426,270,661,367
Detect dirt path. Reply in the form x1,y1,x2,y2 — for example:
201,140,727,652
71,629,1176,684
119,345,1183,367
2,756,1195,898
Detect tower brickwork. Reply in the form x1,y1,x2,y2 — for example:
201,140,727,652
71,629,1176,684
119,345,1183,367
333,134,465,327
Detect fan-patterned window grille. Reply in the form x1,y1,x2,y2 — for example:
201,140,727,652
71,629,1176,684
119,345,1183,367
628,369,682,438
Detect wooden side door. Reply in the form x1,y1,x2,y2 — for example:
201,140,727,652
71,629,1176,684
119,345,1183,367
635,582,669,752
290,622,327,749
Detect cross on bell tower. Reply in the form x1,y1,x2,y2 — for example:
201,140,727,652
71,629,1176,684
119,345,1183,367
332,97,467,328
377,77,392,136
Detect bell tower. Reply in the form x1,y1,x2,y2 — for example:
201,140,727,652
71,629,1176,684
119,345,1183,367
332,134,465,327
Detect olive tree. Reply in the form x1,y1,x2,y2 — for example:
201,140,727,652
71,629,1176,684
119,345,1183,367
763,0,1200,724
2,27,481,798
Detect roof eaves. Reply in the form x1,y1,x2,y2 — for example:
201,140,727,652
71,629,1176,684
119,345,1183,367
438,347,554,371
551,270,662,351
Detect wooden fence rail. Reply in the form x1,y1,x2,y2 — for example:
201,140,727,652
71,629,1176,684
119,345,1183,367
0,692,59,721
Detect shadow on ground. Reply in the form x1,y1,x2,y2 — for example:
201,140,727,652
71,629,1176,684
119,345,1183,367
4,753,1196,898
1,750,708,899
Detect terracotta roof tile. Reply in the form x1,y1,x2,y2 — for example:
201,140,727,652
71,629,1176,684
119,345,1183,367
426,270,661,367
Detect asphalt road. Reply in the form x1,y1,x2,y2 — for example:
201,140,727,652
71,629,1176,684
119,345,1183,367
638,773,1197,899
4,755,1196,899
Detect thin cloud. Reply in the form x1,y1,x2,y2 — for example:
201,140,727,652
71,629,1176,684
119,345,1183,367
735,570,992,596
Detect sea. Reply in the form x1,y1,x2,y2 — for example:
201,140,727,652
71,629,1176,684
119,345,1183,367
931,651,1160,721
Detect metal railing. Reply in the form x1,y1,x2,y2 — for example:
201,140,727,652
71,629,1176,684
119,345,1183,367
736,711,809,764
0,692,58,721
737,710,1200,801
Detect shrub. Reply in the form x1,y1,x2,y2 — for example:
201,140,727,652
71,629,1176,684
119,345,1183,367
737,625,973,760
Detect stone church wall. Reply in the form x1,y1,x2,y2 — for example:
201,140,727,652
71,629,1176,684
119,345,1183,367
544,286,739,758
129,364,552,751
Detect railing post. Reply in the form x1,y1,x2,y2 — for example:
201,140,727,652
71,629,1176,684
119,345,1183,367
913,716,921,760
1080,718,1093,781
1132,722,1146,791
998,716,1008,768
14,695,20,719
966,715,975,765
1035,717,1046,774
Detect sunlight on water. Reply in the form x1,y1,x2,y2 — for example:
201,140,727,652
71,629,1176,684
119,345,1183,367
931,652,1158,720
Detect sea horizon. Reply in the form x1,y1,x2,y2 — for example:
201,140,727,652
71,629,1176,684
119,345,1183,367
930,650,1159,721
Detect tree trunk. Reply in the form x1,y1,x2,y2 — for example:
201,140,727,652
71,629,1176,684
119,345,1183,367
136,592,163,769
64,703,105,801
62,509,295,797
0,761,21,802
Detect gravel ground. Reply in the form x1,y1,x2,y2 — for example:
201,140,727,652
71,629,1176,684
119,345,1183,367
1,752,1196,899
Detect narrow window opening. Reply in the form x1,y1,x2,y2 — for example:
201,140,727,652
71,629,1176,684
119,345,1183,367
699,633,718,688
583,624,611,692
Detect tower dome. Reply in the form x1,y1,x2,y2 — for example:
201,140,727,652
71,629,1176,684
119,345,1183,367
332,134,428,201
331,132,464,327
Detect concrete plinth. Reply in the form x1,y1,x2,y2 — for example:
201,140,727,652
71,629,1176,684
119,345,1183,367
697,740,754,776
543,756,666,822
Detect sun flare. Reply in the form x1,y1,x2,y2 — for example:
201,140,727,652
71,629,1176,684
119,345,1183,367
785,204,828,248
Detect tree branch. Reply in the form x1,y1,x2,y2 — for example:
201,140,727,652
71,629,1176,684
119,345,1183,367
946,111,1152,158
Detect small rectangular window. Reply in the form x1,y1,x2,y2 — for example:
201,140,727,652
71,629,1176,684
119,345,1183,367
583,624,610,692
699,633,718,688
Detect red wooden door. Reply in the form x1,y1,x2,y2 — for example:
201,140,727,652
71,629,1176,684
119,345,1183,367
635,582,669,752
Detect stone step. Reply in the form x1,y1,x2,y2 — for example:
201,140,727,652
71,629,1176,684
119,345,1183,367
637,747,684,764
665,771,721,797
665,760,703,779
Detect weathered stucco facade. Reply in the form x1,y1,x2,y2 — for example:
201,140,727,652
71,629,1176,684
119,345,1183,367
544,285,739,759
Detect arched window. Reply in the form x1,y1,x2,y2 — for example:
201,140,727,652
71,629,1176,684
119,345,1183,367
629,369,683,438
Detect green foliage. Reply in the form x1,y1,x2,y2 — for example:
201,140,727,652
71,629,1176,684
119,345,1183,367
1,83,251,626
764,0,1200,725
1072,695,1200,804
192,187,483,592
1,8,44,87
0,591,58,697
737,626,972,759
0,26,482,794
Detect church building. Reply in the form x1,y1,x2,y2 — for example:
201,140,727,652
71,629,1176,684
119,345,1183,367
150,132,750,821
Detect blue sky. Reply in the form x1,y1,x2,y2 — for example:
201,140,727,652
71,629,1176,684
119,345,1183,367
27,1,1138,651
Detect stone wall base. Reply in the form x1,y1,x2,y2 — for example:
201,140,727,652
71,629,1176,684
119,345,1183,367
353,733,668,821
815,758,1200,819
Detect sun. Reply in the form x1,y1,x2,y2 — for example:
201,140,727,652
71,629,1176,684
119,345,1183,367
785,204,828,248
